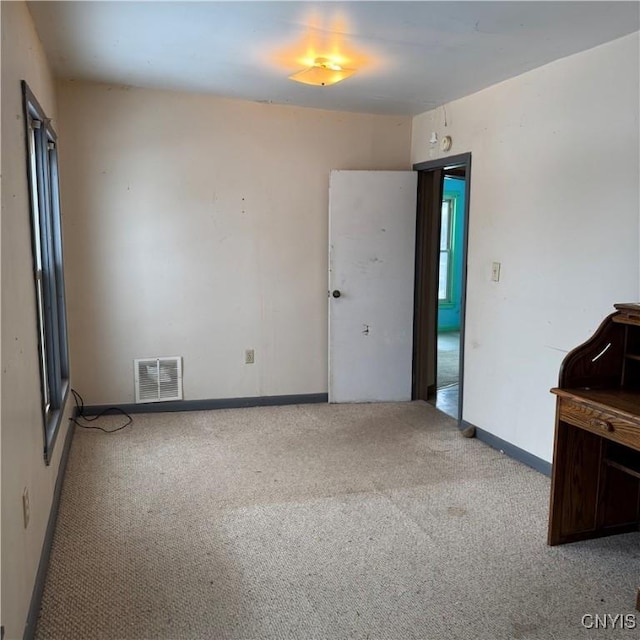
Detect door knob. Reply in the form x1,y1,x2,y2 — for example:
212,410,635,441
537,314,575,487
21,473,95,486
332,290,341,298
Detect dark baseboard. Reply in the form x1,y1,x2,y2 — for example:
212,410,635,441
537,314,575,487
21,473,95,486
23,417,76,640
82,393,329,416
462,421,552,477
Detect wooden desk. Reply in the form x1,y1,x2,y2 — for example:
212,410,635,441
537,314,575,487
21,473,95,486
548,304,640,610
549,387,640,544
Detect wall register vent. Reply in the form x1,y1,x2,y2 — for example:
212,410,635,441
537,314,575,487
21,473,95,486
134,357,183,403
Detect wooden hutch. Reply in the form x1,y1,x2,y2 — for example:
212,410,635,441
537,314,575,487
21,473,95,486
548,303,640,609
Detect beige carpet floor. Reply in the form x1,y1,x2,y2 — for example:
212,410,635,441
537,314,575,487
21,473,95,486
35,402,639,640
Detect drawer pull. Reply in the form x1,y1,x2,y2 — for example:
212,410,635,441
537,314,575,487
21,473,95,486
590,418,614,432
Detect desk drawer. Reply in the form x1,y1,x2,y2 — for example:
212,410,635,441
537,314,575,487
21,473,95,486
559,399,640,450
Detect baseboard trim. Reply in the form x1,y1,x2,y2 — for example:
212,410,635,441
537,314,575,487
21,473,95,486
82,393,329,416
23,417,76,640
462,421,552,477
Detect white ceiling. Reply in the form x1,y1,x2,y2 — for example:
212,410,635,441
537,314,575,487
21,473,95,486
28,1,640,116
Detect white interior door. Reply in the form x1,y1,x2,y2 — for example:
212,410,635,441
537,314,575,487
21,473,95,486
329,170,417,403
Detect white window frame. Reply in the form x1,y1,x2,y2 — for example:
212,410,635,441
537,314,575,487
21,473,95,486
23,81,70,464
438,197,455,304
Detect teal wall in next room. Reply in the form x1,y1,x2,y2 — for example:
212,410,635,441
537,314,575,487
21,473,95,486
438,176,465,332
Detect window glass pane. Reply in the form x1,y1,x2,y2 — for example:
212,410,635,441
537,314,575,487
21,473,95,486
439,197,456,302
35,272,51,413
439,251,450,300
48,145,70,378
440,201,451,250
28,127,44,270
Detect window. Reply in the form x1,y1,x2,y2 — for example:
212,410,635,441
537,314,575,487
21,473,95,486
438,197,455,303
22,81,70,464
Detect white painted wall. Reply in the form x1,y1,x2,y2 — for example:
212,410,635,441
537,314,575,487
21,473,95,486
1,2,75,637
57,82,412,405
412,33,640,462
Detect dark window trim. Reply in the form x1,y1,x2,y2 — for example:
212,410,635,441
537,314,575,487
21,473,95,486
22,80,70,465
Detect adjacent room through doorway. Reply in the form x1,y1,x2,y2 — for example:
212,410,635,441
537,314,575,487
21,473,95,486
412,156,470,423
435,170,466,418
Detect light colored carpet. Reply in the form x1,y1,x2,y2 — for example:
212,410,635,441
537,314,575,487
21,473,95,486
35,402,639,640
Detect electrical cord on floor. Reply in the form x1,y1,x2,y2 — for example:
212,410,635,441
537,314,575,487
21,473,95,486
70,389,133,433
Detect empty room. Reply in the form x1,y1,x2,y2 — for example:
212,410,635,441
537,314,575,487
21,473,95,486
2,1,640,639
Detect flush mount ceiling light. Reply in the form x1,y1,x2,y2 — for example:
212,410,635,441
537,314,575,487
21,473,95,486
289,57,356,87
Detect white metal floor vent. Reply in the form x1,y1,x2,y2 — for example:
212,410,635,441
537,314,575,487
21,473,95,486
134,357,183,404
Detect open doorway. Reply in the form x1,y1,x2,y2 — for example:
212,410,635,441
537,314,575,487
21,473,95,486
412,154,470,423
435,167,466,417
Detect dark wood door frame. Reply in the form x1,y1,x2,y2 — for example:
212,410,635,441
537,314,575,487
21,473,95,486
412,168,443,403
412,152,472,424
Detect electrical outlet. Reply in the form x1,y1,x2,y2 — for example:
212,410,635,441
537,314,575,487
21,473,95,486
22,488,30,529
491,261,501,282
245,349,255,365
